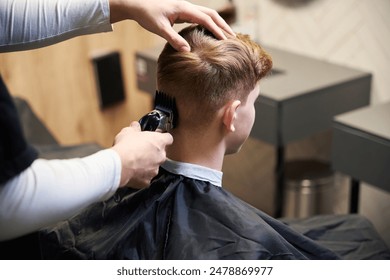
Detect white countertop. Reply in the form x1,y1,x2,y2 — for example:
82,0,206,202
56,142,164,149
334,101,390,141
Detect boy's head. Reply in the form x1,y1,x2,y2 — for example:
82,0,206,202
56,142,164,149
157,25,272,153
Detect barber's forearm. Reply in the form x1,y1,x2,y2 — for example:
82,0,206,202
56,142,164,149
0,149,120,241
0,0,112,52
108,0,144,23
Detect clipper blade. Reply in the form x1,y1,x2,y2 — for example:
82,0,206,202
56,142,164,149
139,91,178,132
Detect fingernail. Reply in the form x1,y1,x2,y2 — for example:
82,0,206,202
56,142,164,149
130,121,140,128
179,45,191,52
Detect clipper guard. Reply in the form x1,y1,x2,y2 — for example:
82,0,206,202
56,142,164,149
139,91,178,132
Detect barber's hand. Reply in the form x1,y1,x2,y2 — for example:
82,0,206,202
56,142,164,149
111,121,173,188
109,0,235,52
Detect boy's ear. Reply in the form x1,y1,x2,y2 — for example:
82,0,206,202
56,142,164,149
222,100,241,132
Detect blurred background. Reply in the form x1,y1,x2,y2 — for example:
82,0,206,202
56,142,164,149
0,0,389,246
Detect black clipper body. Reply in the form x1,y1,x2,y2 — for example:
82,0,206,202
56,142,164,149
139,91,178,132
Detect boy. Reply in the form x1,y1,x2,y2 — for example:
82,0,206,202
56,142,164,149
41,25,340,259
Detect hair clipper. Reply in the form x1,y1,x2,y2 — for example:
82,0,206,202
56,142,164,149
139,91,178,132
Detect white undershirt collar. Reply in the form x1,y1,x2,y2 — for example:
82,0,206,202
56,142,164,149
162,159,223,187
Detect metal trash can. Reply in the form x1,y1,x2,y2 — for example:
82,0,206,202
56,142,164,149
283,159,336,218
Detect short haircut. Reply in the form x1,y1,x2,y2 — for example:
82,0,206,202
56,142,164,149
157,25,272,127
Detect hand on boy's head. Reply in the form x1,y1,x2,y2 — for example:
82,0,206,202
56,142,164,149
111,121,173,188
109,0,235,52
161,1,235,51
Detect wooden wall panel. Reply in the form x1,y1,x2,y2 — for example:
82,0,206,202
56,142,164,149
0,21,160,147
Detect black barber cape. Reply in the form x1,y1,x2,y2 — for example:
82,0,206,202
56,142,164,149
40,160,340,260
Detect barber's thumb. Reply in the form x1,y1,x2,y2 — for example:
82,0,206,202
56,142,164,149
130,121,141,130
161,132,174,146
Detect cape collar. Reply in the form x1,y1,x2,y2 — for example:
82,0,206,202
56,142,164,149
162,159,223,187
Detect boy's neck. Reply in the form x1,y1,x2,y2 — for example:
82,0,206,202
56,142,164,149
167,127,225,171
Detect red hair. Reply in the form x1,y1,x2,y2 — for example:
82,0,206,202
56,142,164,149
157,25,272,127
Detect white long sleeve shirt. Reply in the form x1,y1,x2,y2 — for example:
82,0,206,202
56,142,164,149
0,0,113,52
0,149,121,241
0,0,120,241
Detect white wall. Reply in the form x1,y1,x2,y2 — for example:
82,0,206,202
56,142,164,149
257,0,390,104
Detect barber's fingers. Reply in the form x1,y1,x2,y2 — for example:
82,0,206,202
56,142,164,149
171,2,234,38
128,121,173,145
161,3,235,52
127,168,160,189
114,122,173,149
130,121,141,129
162,27,191,52
188,4,235,39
